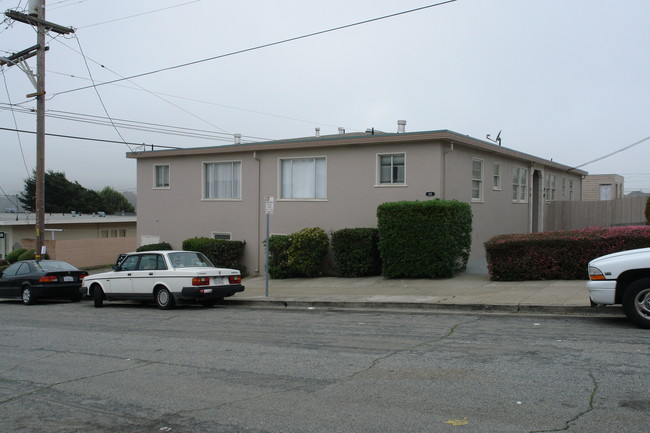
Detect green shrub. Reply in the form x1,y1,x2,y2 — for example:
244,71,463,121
485,226,650,281
182,237,247,276
267,228,329,278
267,235,293,279
136,242,172,252
377,200,472,278
331,228,381,277
287,227,329,277
6,248,27,264
17,249,49,261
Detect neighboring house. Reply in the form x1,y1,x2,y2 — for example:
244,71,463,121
582,174,624,201
0,212,136,268
128,126,586,275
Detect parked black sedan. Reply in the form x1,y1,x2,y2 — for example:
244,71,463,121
0,260,88,305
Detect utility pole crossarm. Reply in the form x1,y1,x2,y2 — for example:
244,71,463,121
5,10,75,35
0,44,47,66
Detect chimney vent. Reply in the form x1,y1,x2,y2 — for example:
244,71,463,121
315,127,320,137
397,120,407,133
234,133,241,144
338,127,345,134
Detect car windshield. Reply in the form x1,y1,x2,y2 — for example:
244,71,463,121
168,252,214,268
35,261,78,272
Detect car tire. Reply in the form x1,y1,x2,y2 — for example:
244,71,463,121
93,286,104,308
155,287,175,310
21,287,35,305
622,278,650,329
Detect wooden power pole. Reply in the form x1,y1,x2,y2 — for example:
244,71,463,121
4,1,74,260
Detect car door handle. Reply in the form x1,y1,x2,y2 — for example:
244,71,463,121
127,273,132,276
148,272,153,276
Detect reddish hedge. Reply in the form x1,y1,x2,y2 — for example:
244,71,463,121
485,226,650,281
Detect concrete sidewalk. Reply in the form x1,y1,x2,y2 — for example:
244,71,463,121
233,273,622,316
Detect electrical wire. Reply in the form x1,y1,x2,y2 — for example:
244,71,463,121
77,0,202,29
1,69,31,176
570,135,650,170
53,0,458,97
0,125,180,149
73,34,134,151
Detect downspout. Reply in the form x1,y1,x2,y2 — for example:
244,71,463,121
442,140,454,199
253,151,261,274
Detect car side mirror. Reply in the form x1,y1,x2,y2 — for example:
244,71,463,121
112,265,120,271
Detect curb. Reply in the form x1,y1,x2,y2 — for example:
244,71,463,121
225,298,624,317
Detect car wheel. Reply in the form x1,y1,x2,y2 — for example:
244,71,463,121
22,287,35,305
93,285,104,308
155,287,175,310
622,278,650,329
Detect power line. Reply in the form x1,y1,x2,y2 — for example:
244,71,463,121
0,125,180,149
1,69,31,176
52,0,458,97
77,0,202,29
570,135,650,170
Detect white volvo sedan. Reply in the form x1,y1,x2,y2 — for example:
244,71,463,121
83,251,244,309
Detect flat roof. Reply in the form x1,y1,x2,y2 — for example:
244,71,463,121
126,129,587,175
0,212,137,227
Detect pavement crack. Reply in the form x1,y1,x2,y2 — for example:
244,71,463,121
346,316,481,380
528,372,598,433
0,360,154,406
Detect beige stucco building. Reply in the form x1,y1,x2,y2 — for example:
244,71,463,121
581,174,624,201
129,128,586,275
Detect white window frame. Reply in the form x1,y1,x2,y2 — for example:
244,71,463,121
544,174,556,201
471,158,484,202
211,232,231,240
153,164,170,189
492,162,501,190
279,156,327,200
512,167,529,203
376,153,406,186
203,160,242,200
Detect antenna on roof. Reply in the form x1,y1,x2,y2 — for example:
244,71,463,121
486,130,502,146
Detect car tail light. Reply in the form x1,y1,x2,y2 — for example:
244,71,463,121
39,276,58,283
192,277,210,286
80,273,88,280
229,275,241,284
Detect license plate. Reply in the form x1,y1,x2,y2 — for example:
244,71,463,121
203,288,212,294
63,276,74,282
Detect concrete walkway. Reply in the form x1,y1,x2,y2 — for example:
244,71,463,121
233,273,622,316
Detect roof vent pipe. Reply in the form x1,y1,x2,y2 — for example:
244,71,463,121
397,120,407,133
234,133,241,144
338,127,345,134
315,127,320,137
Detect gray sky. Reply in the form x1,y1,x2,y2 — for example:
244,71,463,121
1,0,649,198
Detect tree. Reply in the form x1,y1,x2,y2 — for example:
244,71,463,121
18,171,134,214
99,186,135,213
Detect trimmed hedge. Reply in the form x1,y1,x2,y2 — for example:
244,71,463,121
485,226,650,281
267,227,329,278
136,242,172,252
331,228,381,277
182,237,247,276
377,200,472,278
6,248,27,264
17,249,49,261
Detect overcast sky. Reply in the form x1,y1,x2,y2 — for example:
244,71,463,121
1,0,649,198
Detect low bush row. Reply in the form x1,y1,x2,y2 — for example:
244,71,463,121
485,226,650,281
183,237,247,276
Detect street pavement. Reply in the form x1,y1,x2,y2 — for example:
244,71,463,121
235,272,623,317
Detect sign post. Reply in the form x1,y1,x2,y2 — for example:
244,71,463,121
264,196,274,297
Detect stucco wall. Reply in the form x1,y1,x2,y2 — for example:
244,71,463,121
22,237,136,268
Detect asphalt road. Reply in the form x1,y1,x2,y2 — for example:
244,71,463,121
0,300,648,433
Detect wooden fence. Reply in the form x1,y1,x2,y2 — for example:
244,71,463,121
544,196,647,231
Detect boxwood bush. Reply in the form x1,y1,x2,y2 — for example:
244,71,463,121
182,237,247,276
377,200,472,278
485,226,650,281
267,227,329,278
6,248,27,264
331,228,381,277
136,242,172,252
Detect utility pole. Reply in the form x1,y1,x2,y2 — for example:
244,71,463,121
4,1,73,261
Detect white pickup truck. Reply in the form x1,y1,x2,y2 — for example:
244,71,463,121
588,247,650,328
